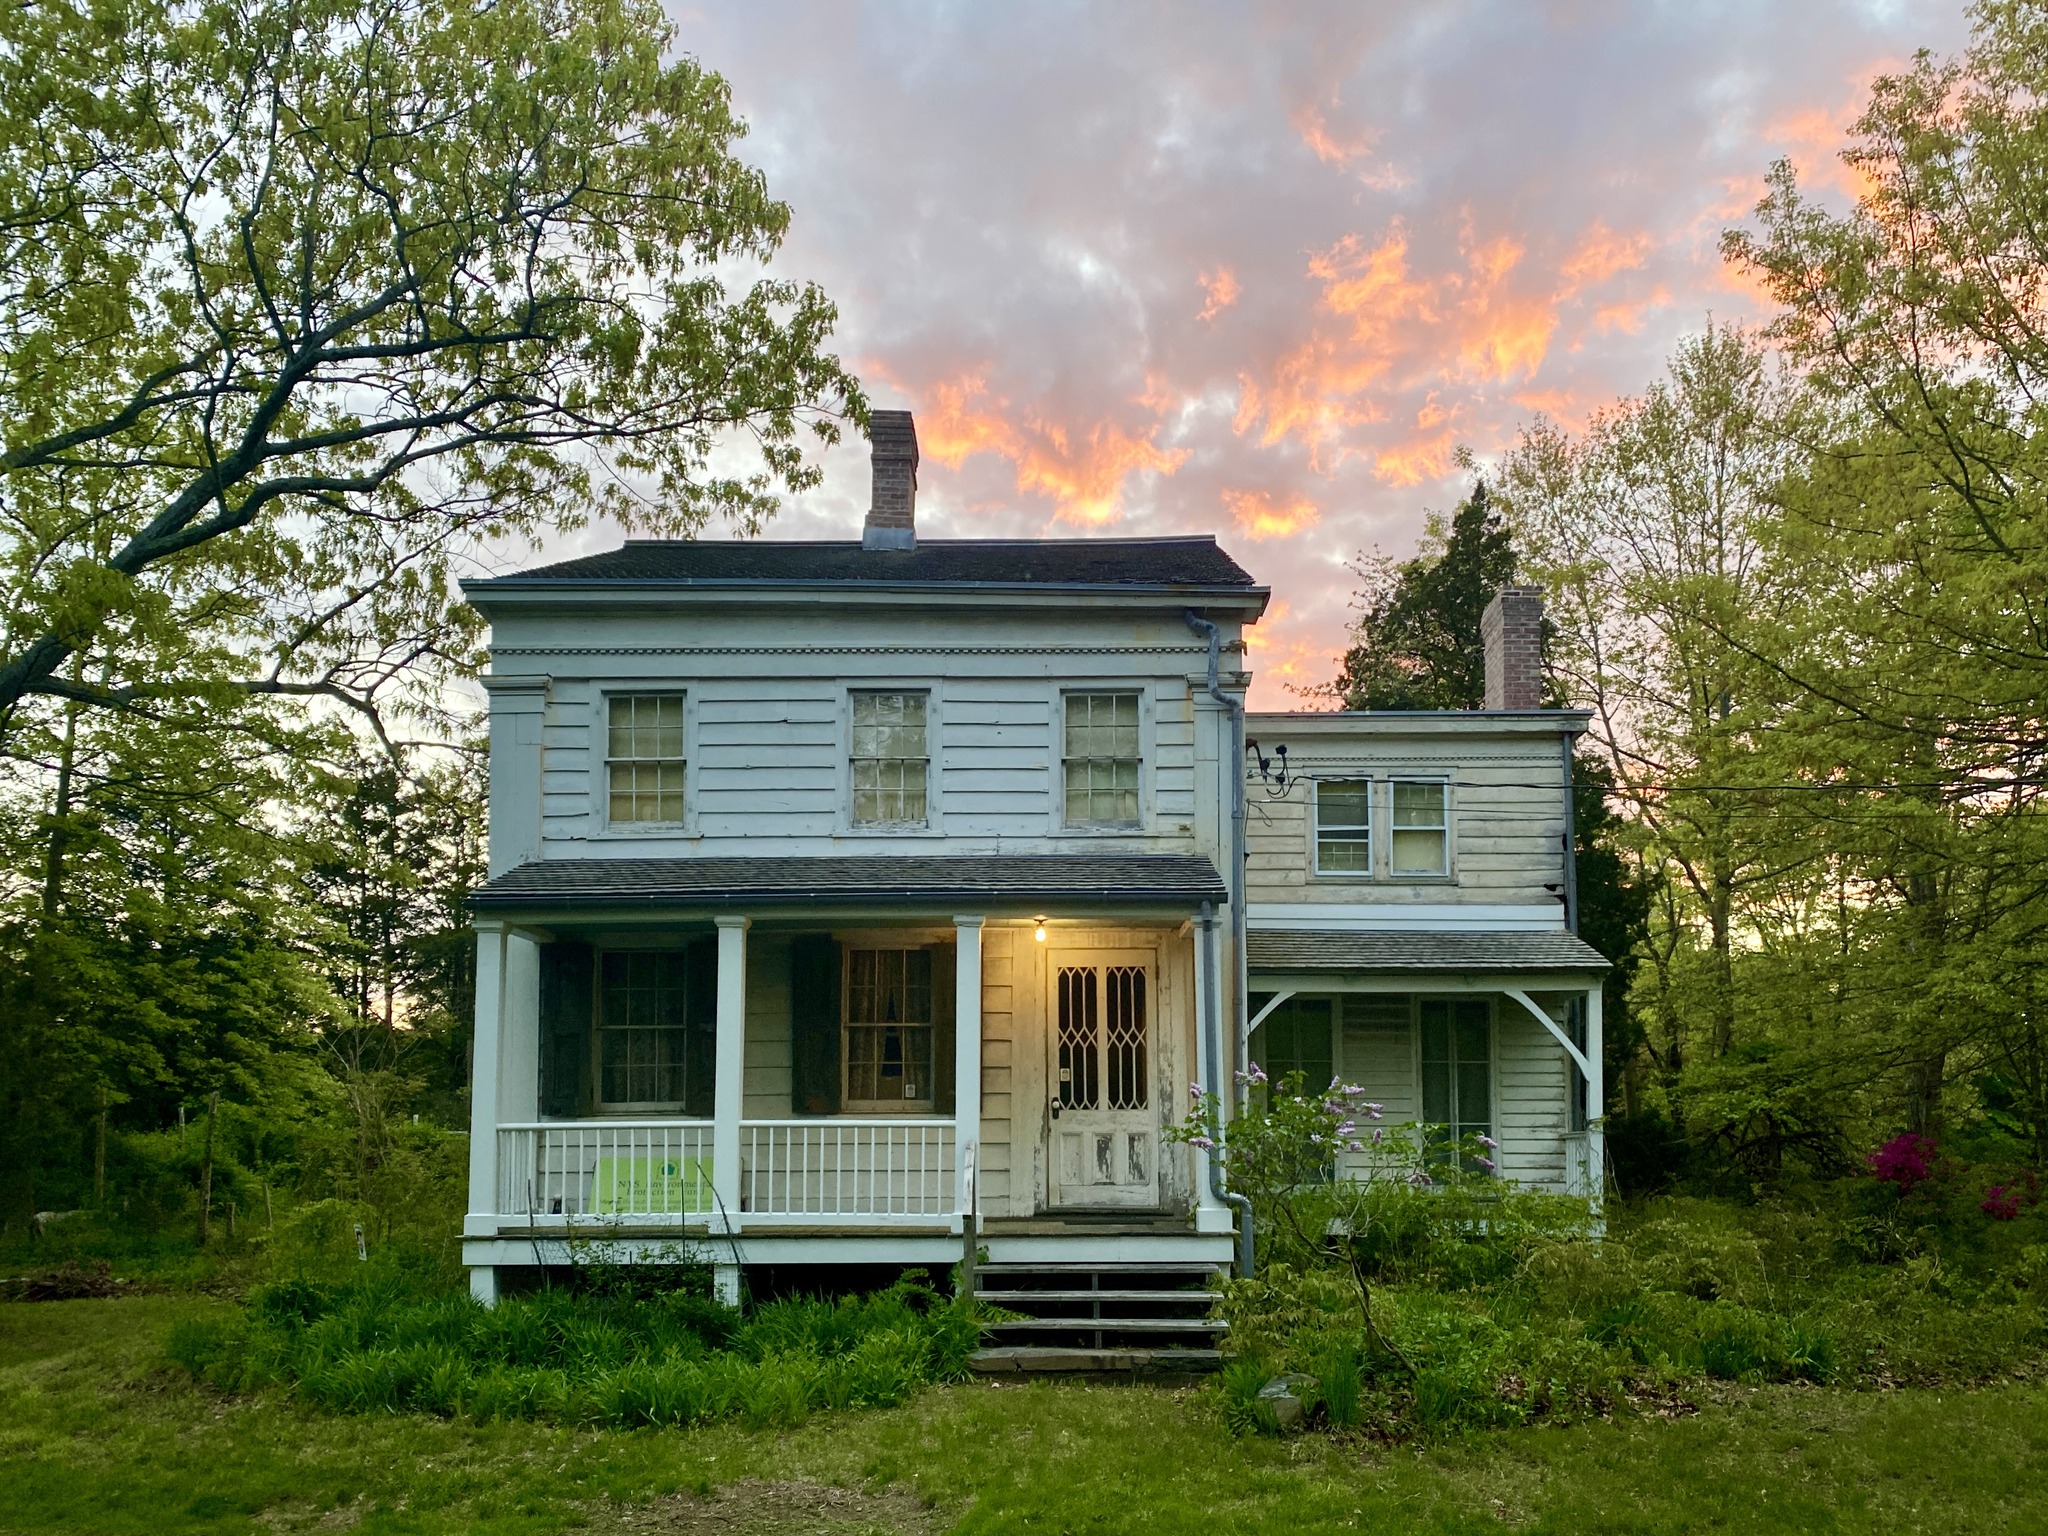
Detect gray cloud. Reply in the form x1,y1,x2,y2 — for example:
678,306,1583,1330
654,0,1969,702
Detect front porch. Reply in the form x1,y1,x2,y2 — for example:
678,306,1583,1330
462,856,1243,1300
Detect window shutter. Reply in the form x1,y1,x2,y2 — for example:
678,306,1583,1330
683,935,718,1118
931,941,957,1115
790,935,842,1115
537,941,593,1118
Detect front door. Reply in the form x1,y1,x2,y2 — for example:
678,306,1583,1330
1047,950,1159,1210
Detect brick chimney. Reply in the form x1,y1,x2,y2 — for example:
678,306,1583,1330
1481,586,1545,710
863,410,918,551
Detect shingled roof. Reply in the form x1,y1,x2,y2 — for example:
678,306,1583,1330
482,536,1258,591
471,853,1229,911
1248,929,1611,973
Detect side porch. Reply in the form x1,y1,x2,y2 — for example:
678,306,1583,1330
1246,929,1612,1201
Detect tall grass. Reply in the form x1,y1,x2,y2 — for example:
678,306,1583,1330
167,1271,982,1429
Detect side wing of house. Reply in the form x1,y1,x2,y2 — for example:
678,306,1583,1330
1241,709,1610,1198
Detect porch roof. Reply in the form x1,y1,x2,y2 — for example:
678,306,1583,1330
470,853,1228,912
1247,929,1611,973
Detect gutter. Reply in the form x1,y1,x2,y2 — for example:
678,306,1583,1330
1186,613,1255,1279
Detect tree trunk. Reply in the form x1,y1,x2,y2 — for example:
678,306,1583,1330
196,1091,219,1247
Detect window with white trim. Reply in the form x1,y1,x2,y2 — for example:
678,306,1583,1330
851,691,929,826
606,694,685,825
1063,691,1141,827
844,948,935,1109
1313,780,1373,874
1390,779,1450,875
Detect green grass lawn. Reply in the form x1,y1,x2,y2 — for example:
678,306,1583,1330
4,1297,2045,1535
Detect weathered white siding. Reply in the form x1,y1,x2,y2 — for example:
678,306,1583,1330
1244,713,1574,911
1494,1000,1570,1189
487,605,1232,864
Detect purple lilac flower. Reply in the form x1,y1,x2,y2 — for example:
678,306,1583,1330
1347,1140,1365,1153
1476,1155,1496,1173
1189,1082,1204,1100
1477,1134,1498,1150
1407,1170,1434,1188
1371,1128,1386,1145
1365,1105,1384,1120
1335,1122,1356,1136
1189,1134,1216,1151
1245,1063,1268,1085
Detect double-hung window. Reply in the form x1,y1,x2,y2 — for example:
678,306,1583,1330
844,948,935,1109
607,695,685,825
851,691,929,826
1063,691,1141,828
1420,998,1492,1167
1314,780,1373,874
597,951,691,1107
1390,779,1450,875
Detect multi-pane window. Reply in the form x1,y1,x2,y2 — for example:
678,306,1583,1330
1314,781,1373,874
845,948,934,1108
1249,995,1335,1097
607,695,685,824
1391,780,1450,874
598,951,690,1106
1063,692,1141,827
1420,998,1492,1167
851,691,929,826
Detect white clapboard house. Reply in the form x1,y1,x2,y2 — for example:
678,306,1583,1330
460,411,1608,1329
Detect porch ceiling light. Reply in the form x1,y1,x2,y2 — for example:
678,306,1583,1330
1034,917,1047,943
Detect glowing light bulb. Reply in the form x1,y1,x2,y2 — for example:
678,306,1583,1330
1033,919,1047,943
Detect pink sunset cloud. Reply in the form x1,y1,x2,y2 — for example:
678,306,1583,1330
604,2,1974,707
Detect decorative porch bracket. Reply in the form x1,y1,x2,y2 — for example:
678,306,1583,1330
1245,988,1297,1038
1502,987,1594,1081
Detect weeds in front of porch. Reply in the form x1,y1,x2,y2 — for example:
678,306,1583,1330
165,1269,983,1429
1196,1077,2048,1440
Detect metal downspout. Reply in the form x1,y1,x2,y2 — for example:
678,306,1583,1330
1187,612,1254,1278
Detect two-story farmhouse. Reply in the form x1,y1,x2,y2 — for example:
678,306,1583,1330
460,412,1608,1317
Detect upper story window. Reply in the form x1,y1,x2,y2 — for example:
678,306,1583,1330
1064,691,1141,828
1390,779,1450,875
1313,780,1373,874
607,694,685,824
845,947,934,1110
851,691,929,827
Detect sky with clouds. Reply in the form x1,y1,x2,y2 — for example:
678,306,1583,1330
654,0,1971,707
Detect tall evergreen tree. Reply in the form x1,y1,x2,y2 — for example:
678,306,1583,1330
1333,481,1517,712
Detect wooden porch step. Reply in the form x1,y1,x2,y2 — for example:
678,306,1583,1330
983,1317,1226,1334
972,1260,1222,1275
969,1346,1223,1374
976,1287,1218,1304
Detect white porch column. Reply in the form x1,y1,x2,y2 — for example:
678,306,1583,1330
1191,910,1232,1233
711,917,749,1235
465,922,508,1250
953,916,984,1229
1585,982,1605,1217
498,931,542,1123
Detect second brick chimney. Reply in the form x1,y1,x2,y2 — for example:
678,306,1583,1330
1481,586,1545,710
863,410,919,551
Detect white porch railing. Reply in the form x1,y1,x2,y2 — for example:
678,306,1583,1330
742,1119,955,1224
493,1118,955,1226
497,1121,714,1223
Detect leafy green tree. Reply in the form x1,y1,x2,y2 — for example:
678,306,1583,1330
1722,0,2048,1141
0,0,863,758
